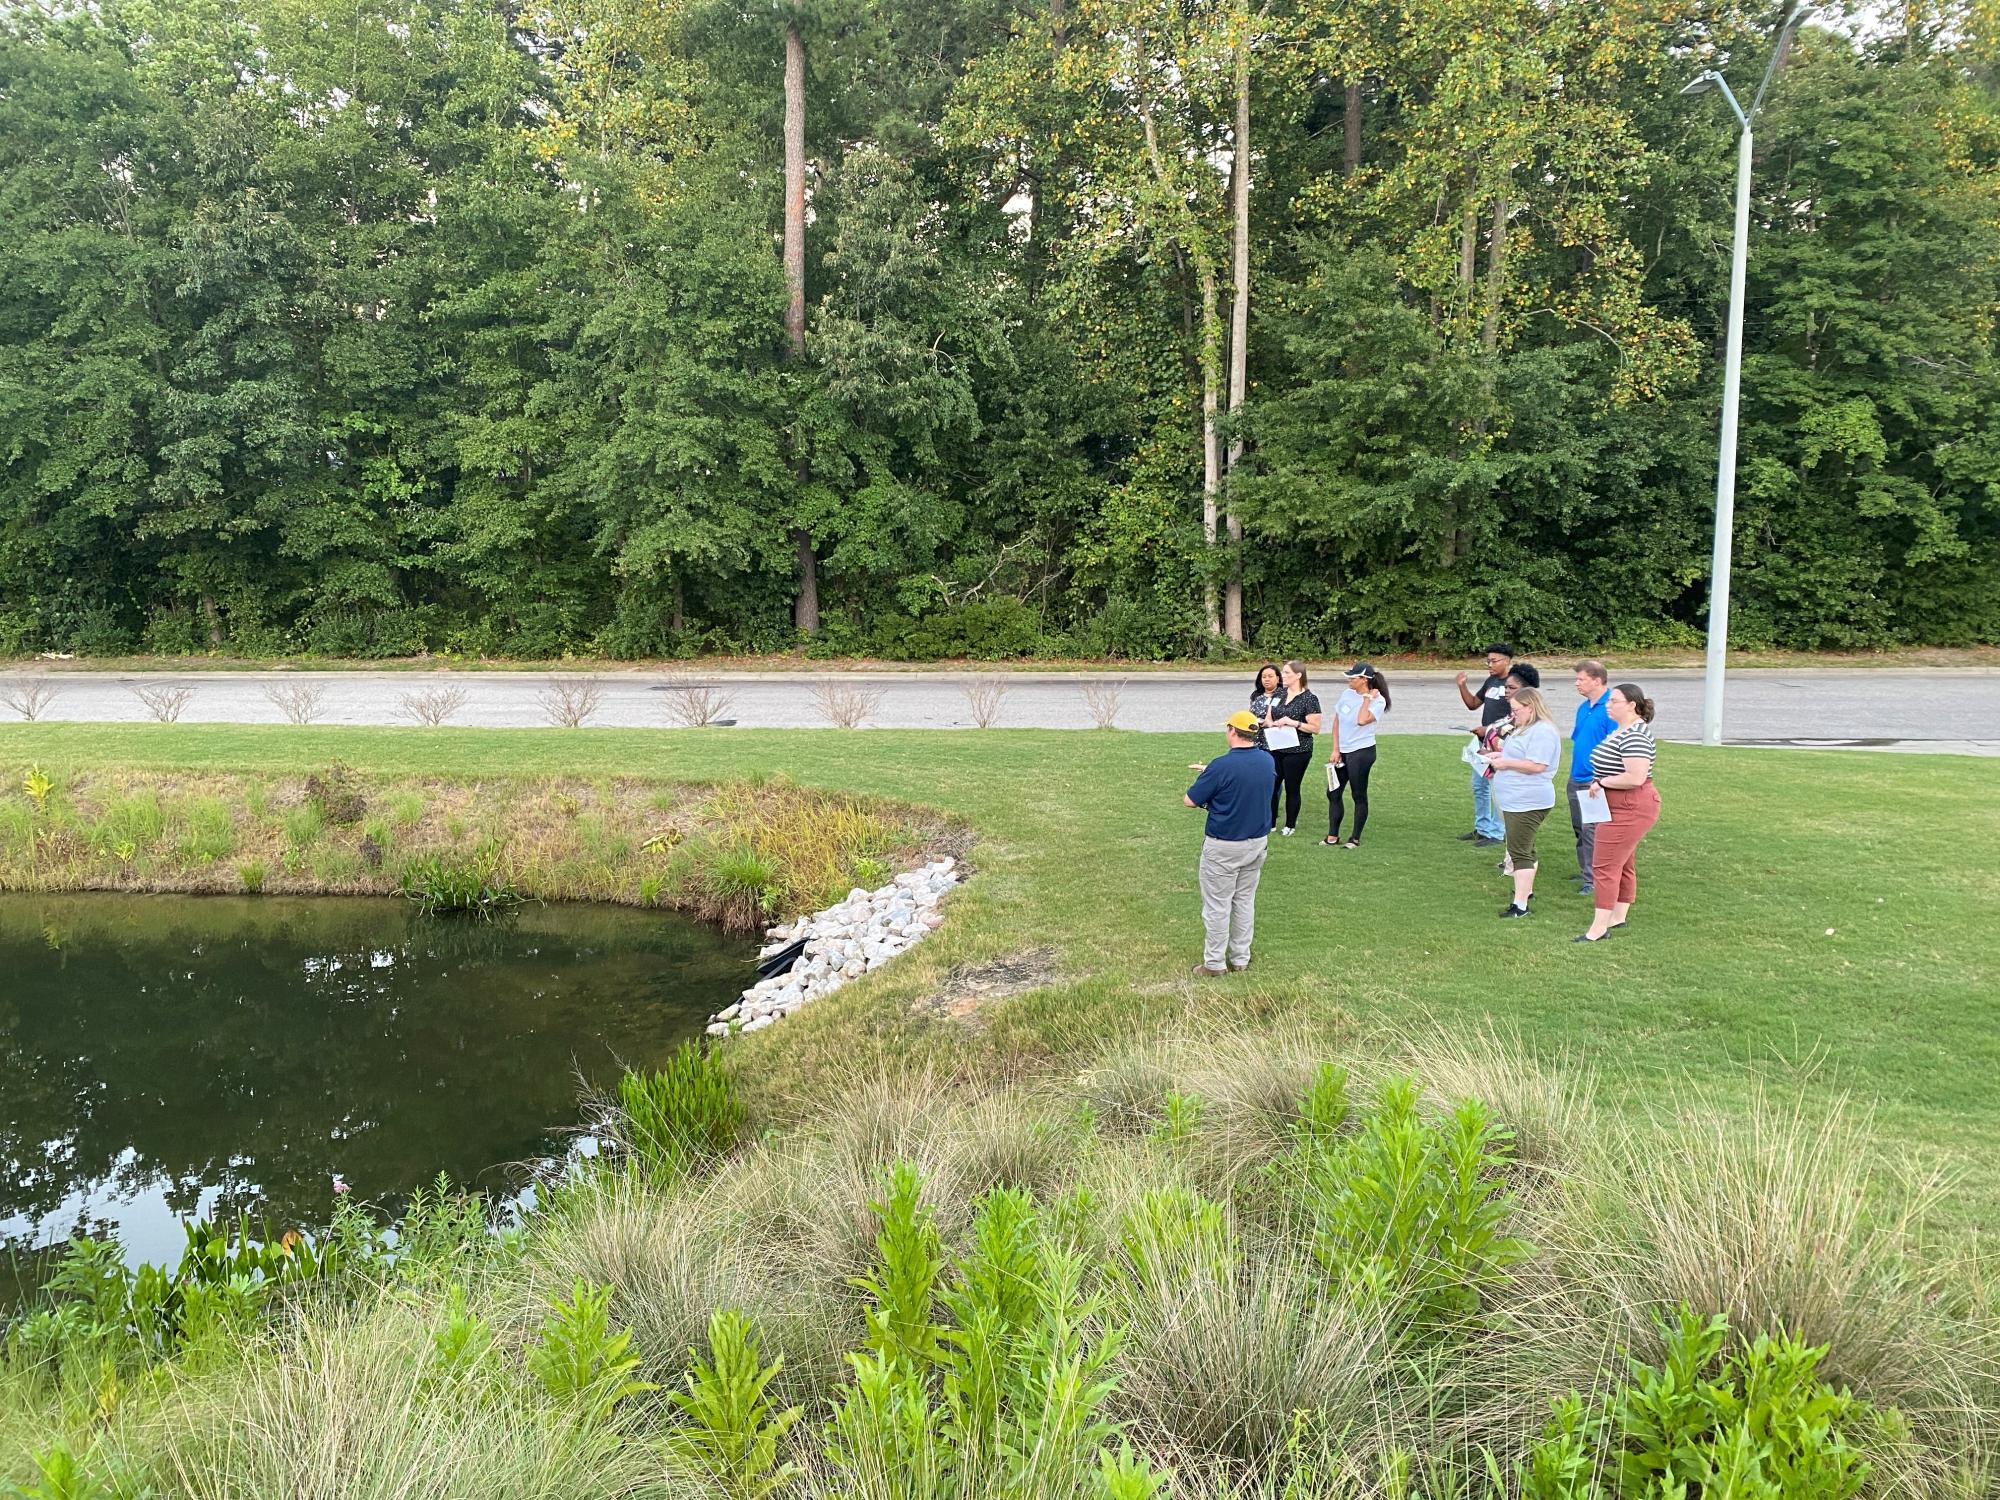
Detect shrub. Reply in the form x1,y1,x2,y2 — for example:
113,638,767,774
614,1045,747,1182
304,762,367,824
870,600,1042,662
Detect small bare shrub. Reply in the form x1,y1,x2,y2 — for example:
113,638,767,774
962,675,1009,729
397,684,469,726
130,684,197,723
660,672,734,728
262,682,328,725
1080,677,1127,730
809,679,884,730
1,678,63,722
536,675,602,728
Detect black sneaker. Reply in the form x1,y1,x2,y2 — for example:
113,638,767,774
1473,836,1502,848
1498,902,1531,918
1456,832,1481,842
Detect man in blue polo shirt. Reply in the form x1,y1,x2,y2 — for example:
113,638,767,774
1566,660,1613,896
1184,710,1277,976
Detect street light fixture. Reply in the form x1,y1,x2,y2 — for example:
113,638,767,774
1683,5,1811,748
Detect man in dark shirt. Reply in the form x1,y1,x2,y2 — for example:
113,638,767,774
1455,643,1514,846
1184,711,1277,975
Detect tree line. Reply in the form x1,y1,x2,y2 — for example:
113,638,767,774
2,0,1996,661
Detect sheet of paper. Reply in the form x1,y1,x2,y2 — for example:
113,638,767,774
1577,786,1612,825
1325,760,1340,792
1264,724,1300,751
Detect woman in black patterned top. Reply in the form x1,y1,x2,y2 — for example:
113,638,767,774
1575,683,1660,943
1248,664,1281,750
1261,660,1322,836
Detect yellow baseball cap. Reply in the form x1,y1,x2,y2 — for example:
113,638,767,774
1225,710,1259,733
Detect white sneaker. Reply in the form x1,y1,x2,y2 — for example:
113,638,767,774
1280,826,1295,836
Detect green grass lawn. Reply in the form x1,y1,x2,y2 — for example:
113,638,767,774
6,723,1997,1225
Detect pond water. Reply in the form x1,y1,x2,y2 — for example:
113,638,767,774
0,893,751,1293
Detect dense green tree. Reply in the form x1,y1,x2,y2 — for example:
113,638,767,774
0,0,1994,657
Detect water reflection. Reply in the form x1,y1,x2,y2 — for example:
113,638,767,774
1,894,751,1285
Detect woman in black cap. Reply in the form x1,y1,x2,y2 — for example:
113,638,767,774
1321,663,1390,848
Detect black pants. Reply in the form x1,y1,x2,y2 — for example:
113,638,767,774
1327,744,1377,843
1269,746,1313,831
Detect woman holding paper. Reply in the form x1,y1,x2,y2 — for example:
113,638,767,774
1575,684,1661,943
1485,687,1561,918
1248,664,1282,749
1261,660,1321,836
1321,663,1390,848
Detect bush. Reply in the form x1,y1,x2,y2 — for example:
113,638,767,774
869,599,1042,661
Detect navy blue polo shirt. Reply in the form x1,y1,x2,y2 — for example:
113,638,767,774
1186,746,1277,841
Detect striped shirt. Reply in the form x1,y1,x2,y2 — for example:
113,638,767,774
1589,722,1657,781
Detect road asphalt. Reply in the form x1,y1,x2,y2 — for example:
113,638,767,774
5,666,1996,755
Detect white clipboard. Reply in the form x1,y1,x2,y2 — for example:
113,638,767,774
1264,724,1300,751
1576,786,1612,826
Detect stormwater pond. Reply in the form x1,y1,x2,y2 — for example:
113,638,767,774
1,893,752,1297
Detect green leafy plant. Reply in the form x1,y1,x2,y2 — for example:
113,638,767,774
4,1442,132,1500
525,1279,655,1424
666,1308,803,1499
1297,1076,1530,1330
853,1159,946,1370
398,852,520,918
1519,1308,1890,1500
427,1282,496,1384
23,764,53,813
614,1044,746,1181
1152,1089,1203,1147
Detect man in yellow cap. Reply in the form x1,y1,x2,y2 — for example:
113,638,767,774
1183,710,1278,976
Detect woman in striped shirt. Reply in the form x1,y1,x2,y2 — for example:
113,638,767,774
1575,683,1660,943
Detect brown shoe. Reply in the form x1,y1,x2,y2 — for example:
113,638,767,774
1191,963,1227,977
1228,957,1252,972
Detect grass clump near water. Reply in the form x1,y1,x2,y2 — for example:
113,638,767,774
7,1027,1994,1496
0,763,948,931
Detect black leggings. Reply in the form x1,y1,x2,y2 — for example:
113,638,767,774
1270,747,1313,831
1327,744,1377,843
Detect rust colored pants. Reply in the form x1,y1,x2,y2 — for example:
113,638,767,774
1590,783,1660,913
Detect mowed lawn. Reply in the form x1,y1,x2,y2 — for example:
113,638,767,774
6,722,1997,1224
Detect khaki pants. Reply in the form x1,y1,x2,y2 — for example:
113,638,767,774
1199,836,1267,968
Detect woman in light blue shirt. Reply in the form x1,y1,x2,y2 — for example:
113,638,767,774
1320,663,1390,848
1484,687,1561,918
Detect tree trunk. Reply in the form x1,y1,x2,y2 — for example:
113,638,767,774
670,576,685,636
1343,81,1362,175
201,593,222,650
783,24,807,360
1201,265,1223,640
1481,185,1511,354
783,20,819,634
1459,201,1478,293
1223,29,1252,644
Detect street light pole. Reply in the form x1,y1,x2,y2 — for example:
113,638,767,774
1682,6,1810,748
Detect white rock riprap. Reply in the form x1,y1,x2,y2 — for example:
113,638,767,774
708,857,960,1036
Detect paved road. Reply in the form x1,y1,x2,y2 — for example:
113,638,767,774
4,667,1996,754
